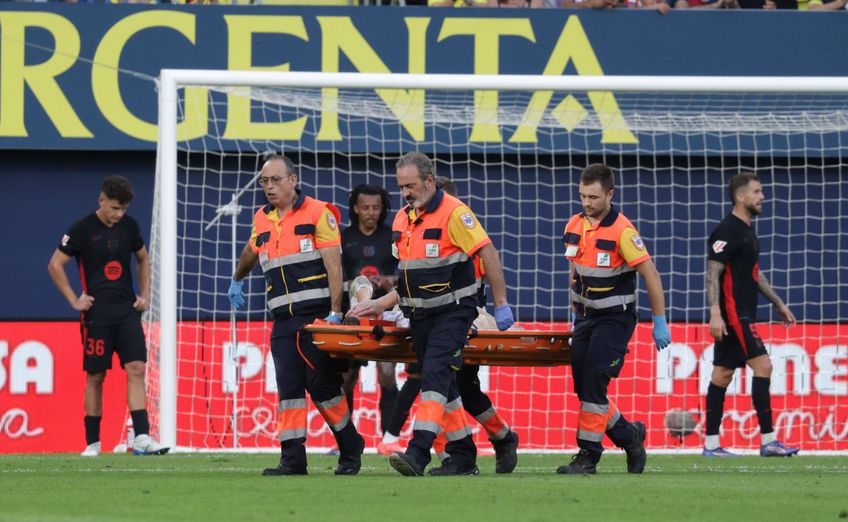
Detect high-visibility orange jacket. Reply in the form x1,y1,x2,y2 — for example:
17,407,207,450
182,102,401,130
392,190,482,317
250,193,341,318
562,206,650,316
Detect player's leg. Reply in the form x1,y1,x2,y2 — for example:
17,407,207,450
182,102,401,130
82,371,105,456
703,328,744,457
264,317,310,475
115,320,168,456
745,325,799,457
378,364,421,455
80,325,112,456
300,316,364,475
377,361,399,435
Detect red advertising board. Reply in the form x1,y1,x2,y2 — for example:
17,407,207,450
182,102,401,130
2,321,846,453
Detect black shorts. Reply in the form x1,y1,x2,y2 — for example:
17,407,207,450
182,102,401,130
81,320,147,373
713,321,768,369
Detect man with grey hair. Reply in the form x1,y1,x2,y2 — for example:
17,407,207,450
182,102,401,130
351,152,515,476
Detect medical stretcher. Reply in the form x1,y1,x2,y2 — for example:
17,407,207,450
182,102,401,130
306,319,571,367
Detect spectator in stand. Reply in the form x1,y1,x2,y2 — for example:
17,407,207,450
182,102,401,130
807,0,846,9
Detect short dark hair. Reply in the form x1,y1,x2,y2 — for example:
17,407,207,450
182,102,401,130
435,176,457,197
101,175,134,204
349,184,391,229
396,152,434,181
264,154,296,177
579,164,614,193
729,171,759,202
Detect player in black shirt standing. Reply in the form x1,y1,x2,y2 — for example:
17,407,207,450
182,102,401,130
704,171,799,457
48,176,168,457
339,184,400,442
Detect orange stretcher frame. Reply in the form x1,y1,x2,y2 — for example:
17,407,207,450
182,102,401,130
306,320,571,367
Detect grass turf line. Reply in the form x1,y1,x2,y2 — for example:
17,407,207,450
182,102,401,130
1,454,847,522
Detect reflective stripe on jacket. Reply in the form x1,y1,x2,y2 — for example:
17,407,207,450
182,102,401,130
251,194,341,318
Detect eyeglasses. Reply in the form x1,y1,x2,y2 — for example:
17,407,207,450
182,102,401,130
258,175,288,187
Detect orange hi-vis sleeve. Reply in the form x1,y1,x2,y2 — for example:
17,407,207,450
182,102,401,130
413,391,447,435
277,398,308,442
475,405,510,441
314,393,352,432
576,400,620,443
442,397,472,442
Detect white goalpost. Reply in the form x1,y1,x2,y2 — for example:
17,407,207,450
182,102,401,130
151,70,848,453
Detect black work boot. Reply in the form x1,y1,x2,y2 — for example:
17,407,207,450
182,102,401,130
335,434,365,476
624,421,647,474
427,457,479,476
262,456,307,476
388,452,424,476
556,449,598,475
492,431,519,474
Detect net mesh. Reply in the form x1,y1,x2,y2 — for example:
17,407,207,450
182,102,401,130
148,80,848,452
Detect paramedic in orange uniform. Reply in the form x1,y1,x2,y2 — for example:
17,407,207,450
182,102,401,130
355,152,515,476
558,163,671,475
227,155,364,476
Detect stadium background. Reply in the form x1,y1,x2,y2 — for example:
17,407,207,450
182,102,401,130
1,5,846,453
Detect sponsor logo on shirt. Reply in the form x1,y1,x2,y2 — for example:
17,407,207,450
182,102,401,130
596,252,611,267
712,240,727,254
300,238,314,253
425,243,440,258
104,261,123,281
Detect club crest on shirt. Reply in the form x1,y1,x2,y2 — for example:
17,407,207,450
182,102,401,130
596,252,611,267
425,243,440,258
712,240,727,254
61,234,69,247
363,245,375,258
460,212,476,229
300,238,314,253
631,235,645,250
327,213,337,230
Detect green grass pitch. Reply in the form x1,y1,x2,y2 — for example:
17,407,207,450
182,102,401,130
2,453,847,521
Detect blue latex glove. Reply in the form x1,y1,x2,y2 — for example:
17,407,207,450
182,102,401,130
228,279,245,309
652,315,671,351
494,304,515,331
323,312,343,325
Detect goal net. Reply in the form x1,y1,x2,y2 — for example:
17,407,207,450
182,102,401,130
149,71,848,453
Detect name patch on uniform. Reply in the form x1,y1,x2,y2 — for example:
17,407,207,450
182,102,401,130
460,212,476,229
425,243,440,258
300,238,314,253
565,245,579,258
327,213,337,230
712,240,727,254
596,252,611,267
61,234,69,247
631,235,645,250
